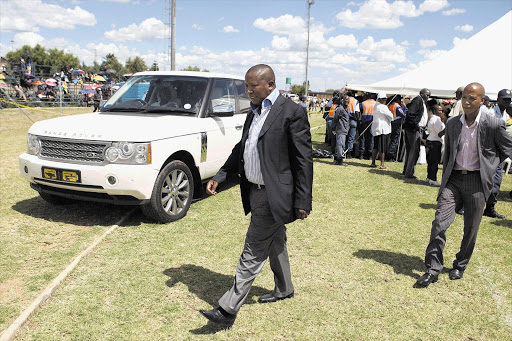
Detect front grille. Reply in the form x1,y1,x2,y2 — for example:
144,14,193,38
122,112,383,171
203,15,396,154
40,138,109,163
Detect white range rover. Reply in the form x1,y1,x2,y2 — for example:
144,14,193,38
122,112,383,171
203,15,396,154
19,71,250,223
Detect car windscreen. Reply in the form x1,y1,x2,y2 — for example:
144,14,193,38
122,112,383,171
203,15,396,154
101,75,208,115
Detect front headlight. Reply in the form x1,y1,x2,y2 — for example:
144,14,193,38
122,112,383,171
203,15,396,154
27,134,41,155
105,142,151,164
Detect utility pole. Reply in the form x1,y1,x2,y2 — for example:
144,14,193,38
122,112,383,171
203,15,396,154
11,40,14,52
305,0,314,99
171,0,176,70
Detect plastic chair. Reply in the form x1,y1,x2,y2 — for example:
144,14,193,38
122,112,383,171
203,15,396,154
503,157,512,175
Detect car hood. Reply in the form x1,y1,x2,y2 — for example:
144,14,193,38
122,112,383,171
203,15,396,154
28,112,209,142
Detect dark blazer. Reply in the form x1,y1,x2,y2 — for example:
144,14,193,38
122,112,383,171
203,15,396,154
332,105,349,135
213,94,313,225
403,95,424,131
439,111,512,200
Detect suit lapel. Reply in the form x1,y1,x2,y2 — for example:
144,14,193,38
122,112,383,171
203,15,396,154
453,117,462,156
258,95,284,139
242,111,255,143
477,112,487,161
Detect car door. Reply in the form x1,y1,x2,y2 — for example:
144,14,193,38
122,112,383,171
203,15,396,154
201,78,246,177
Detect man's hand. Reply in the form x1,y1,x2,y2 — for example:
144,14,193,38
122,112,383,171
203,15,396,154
296,209,310,220
206,180,219,195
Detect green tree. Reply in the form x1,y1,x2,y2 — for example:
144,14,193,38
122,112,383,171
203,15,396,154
291,84,305,95
47,48,80,72
149,62,159,71
125,56,147,73
100,53,123,73
180,65,209,72
325,89,335,93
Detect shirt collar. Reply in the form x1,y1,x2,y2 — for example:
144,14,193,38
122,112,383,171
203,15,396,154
460,108,482,127
250,88,279,113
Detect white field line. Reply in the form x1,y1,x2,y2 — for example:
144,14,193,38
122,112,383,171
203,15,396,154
0,209,136,341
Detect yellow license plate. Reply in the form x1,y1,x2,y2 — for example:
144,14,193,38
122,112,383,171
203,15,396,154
42,167,81,183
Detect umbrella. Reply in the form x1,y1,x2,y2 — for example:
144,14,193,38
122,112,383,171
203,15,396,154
46,79,57,86
0,74,5,80
106,69,116,74
93,75,106,82
32,80,45,86
77,69,84,74
24,73,35,79
0,82,9,88
79,89,94,94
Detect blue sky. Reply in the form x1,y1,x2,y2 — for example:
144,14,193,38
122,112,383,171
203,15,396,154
1,0,510,91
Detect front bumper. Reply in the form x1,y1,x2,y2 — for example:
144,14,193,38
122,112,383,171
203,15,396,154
19,153,159,204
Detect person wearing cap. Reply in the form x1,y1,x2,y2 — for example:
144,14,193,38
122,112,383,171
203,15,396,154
370,93,393,169
403,88,430,179
415,83,512,288
480,95,492,115
481,88,512,219
448,86,464,117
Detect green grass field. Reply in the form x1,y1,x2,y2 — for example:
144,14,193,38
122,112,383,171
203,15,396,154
1,108,511,340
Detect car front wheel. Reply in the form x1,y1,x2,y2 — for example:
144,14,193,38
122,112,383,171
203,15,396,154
141,160,194,223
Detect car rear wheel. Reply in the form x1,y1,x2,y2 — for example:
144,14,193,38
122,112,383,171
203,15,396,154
141,160,194,223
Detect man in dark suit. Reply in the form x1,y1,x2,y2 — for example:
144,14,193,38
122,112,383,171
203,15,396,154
199,64,313,325
403,88,430,179
415,83,512,288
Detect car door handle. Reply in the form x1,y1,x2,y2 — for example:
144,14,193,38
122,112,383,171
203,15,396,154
235,124,243,130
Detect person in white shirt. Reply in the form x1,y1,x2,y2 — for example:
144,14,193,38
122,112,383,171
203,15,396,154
426,104,446,186
448,86,464,117
370,93,393,169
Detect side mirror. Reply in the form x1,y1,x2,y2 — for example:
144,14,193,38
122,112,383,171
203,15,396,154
211,105,235,117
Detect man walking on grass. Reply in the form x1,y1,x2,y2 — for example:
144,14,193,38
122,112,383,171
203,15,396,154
415,83,512,288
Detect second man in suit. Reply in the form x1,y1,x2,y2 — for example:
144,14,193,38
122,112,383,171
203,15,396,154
200,64,313,325
415,83,512,288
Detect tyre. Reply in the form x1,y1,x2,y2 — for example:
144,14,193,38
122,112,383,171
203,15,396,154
39,192,73,205
141,160,194,223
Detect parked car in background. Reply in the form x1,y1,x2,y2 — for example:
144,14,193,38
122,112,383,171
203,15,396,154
19,71,250,223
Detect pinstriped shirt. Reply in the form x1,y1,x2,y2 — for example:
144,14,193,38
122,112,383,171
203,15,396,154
454,110,481,171
244,89,279,185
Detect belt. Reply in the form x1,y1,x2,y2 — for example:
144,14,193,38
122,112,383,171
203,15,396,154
453,169,480,175
249,182,265,190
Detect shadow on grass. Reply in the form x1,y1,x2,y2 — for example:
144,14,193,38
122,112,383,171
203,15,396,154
491,219,512,229
353,249,425,279
11,197,134,226
419,203,437,210
163,264,269,334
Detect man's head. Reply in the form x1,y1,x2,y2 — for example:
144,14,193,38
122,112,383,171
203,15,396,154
419,88,431,102
332,90,342,104
483,95,491,108
497,89,512,110
245,64,276,106
461,82,485,116
455,86,464,100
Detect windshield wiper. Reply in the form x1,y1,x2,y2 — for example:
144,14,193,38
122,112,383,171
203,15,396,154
102,107,145,112
144,108,194,114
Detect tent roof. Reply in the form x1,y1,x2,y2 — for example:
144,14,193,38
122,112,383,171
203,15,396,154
347,11,512,100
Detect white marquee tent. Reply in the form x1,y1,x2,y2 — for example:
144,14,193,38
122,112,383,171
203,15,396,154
347,10,512,100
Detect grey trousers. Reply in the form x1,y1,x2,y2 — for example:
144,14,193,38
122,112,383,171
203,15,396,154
219,187,294,315
424,171,485,275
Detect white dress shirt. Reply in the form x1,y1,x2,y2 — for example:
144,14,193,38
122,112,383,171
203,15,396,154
454,110,481,171
244,89,279,185
427,115,445,143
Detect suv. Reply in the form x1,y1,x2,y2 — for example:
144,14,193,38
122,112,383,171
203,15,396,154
19,71,250,223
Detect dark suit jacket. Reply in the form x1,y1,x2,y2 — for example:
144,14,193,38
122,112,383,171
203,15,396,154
213,94,313,225
332,105,349,135
403,95,425,131
439,111,512,201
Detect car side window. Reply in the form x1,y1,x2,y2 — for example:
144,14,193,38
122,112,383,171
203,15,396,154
235,80,251,114
210,79,235,113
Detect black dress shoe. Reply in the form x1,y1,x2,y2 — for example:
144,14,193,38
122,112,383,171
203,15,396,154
414,273,438,288
258,292,294,304
483,209,505,219
199,307,236,325
449,268,464,280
